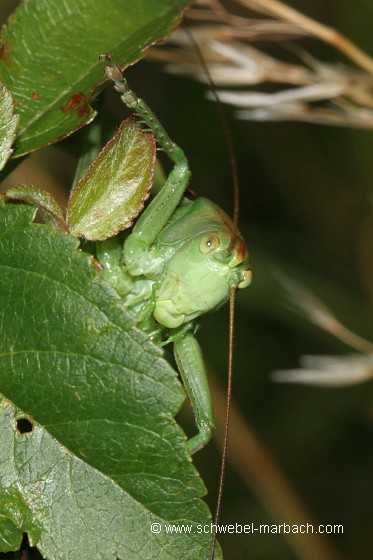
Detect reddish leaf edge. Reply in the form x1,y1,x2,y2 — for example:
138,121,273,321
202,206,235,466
5,186,69,232
66,117,156,241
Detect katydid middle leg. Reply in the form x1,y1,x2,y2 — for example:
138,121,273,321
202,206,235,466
174,332,215,454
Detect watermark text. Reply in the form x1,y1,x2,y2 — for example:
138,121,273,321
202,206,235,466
150,522,343,535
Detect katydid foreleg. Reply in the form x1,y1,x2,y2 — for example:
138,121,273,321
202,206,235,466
101,55,191,277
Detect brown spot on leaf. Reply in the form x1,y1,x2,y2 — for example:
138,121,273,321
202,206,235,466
31,92,39,101
92,209,104,220
61,92,88,118
77,104,88,118
0,38,9,59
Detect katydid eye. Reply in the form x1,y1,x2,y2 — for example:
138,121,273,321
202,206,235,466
200,234,220,254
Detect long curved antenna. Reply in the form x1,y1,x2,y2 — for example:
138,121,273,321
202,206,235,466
182,22,242,559
210,285,236,560
182,22,240,253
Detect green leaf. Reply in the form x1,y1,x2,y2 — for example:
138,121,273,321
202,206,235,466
0,202,218,559
0,484,41,552
67,119,155,240
0,398,218,560
0,82,18,170
6,184,67,230
0,0,189,157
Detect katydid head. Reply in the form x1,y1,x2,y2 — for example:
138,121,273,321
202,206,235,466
208,210,252,291
153,197,251,329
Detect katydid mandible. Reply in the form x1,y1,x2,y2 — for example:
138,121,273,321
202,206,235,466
98,54,252,455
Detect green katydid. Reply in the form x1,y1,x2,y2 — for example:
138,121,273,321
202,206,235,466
94,54,252,456
2,51,251,559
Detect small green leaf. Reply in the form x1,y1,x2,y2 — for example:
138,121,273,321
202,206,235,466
0,483,41,552
67,119,155,240
0,82,19,170
0,202,219,559
6,184,67,230
0,0,190,156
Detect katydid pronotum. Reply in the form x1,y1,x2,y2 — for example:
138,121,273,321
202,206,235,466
97,55,252,459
